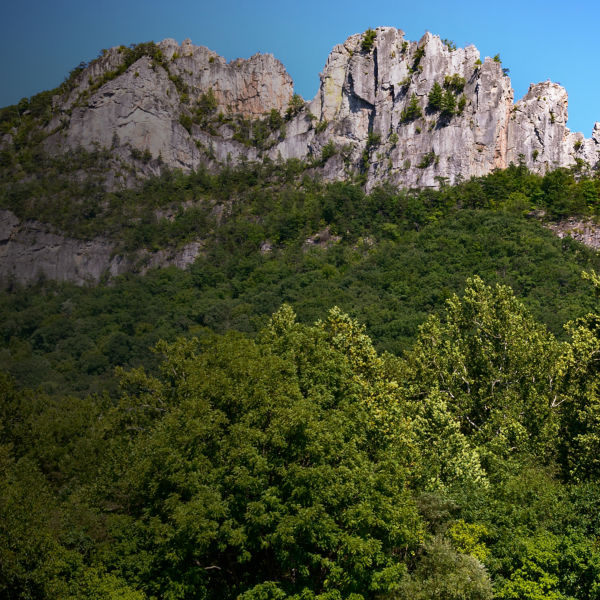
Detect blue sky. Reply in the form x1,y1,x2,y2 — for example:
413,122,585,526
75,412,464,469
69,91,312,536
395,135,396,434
1,0,598,135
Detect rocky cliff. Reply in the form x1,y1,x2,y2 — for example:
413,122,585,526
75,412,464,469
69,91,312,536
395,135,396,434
33,28,599,189
2,27,599,286
40,38,293,172
0,210,203,287
279,28,599,188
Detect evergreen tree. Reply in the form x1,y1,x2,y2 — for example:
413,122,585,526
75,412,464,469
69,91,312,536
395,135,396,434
428,81,443,111
401,93,423,123
441,89,457,117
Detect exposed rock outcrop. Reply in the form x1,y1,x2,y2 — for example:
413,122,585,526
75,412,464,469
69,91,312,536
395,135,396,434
60,55,199,170
3,28,599,286
299,30,517,188
39,28,598,191
159,38,294,118
0,210,203,287
44,39,292,169
285,28,598,189
546,217,600,251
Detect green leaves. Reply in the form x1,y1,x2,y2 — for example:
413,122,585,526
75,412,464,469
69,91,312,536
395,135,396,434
99,311,424,598
395,538,493,600
427,82,443,111
401,277,563,458
440,88,457,117
361,29,377,52
400,94,423,123
6,276,600,597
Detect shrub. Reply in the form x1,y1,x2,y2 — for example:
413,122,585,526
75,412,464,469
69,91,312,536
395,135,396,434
321,141,337,163
444,74,466,93
315,119,328,134
401,94,423,123
418,150,437,168
285,94,305,120
268,109,284,131
398,75,412,89
198,88,217,114
361,28,377,52
191,89,219,131
440,89,457,117
412,46,426,71
367,131,381,148
179,113,193,133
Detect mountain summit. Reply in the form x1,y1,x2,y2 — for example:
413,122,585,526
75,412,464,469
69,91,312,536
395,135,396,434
5,27,596,190
2,28,599,190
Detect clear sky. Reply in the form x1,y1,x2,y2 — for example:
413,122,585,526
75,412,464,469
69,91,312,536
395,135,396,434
1,0,598,135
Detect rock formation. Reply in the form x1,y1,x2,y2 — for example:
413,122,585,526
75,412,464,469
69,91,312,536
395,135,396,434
291,28,599,188
38,28,599,190
0,210,203,286
44,38,293,170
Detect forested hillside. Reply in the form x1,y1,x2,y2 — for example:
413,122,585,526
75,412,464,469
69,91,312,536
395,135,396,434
3,154,600,598
2,160,600,394
4,277,600,599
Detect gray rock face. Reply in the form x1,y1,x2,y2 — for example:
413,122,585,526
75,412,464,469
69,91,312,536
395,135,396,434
159,38,294,118
507,81,571,170
43,29,599,190
547,217,600,251
0,210,203,287
44,38,293,167
0,210,115,286
61,56,199,170
280,28,599,188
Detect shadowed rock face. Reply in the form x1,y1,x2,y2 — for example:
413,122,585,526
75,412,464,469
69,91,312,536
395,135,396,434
62,55,199,170
0,210,203,287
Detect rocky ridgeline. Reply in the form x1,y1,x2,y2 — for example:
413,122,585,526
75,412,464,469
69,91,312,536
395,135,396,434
2,28,600,286
41,38,293,172
308,29,599,187
35,28,600,189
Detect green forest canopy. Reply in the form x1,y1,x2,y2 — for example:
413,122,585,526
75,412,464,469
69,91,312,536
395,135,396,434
3,154,600,597
2,161,600,397
3,277,600,598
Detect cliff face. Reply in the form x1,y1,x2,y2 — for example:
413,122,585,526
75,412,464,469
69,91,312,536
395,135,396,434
299,30,515,188
289,28,598,188
40,28,599,190
0,210,203,287
44,38,293,171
